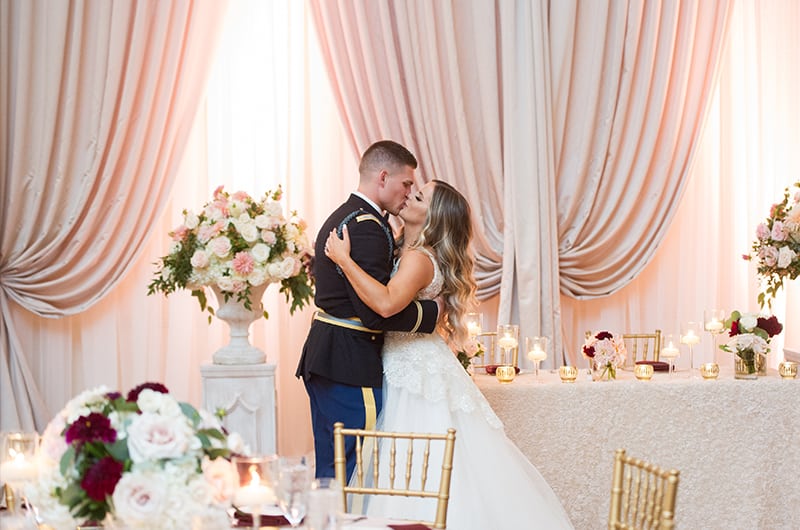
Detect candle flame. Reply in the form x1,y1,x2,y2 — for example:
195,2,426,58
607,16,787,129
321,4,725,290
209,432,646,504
247,464,261,486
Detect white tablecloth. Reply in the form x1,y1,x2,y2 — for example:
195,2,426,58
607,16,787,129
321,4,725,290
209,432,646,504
475,369,800,530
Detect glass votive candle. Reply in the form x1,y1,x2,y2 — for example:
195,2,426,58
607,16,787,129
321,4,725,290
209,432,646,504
559,365,579,383
778,361,798,379
232,455,279,514
465,312,483,337
495,365,516,383
634,364,654,381
700,362,720,380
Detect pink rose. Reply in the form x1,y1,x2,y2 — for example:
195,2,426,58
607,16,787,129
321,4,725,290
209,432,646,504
209,236,232,258
191,250,210,269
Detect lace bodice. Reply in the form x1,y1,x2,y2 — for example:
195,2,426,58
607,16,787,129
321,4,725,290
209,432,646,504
383,248,501,428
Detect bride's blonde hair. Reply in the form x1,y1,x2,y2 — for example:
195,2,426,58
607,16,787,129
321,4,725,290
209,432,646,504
412,180,478,348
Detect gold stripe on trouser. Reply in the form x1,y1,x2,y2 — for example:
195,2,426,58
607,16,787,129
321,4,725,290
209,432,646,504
350,387,377,514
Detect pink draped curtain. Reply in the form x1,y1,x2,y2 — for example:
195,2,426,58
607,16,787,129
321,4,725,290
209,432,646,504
0,0,228,430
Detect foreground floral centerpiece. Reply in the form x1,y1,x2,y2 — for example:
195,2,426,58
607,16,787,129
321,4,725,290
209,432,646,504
746,181,800,309
26,383,247,530
720,311,783,378
147,186,314,318
582,331,627,380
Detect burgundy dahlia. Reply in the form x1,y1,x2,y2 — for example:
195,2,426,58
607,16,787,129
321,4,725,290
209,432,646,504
583,346,596,358
127,382,170,402
65,412,117,445
596,331,613,340
81,456,124,501
729,320,740,336
757,315,783,337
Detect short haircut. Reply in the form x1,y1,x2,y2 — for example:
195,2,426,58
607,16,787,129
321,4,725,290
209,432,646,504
359,140,418,174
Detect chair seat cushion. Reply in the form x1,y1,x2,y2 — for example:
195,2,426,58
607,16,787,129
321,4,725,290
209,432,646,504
635,360,670,372
484,364,521,375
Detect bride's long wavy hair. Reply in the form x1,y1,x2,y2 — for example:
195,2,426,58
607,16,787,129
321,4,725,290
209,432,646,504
412,180,478,348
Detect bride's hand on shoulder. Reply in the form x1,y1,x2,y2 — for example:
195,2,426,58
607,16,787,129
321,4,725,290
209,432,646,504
324,225,351,265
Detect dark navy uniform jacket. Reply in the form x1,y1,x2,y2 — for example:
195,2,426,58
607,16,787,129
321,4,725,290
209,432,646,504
295,194,438,388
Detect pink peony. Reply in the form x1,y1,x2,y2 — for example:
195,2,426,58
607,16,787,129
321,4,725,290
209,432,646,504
231,251,255,275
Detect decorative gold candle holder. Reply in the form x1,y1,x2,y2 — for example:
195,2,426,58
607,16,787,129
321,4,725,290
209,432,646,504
634,364,654,381
700,362,720,380
495,365,516,383
559,365,579,383
778,361,798,379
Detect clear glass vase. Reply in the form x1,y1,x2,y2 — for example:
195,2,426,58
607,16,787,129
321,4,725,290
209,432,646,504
734,351,759,380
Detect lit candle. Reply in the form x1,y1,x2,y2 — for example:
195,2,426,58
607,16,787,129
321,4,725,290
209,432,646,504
498,336,518,350
661,343,680,359
681,330,700,345
705,319,723,332
527,346,546,362
467,322,481,337
0,451,38,483
234,465,275,509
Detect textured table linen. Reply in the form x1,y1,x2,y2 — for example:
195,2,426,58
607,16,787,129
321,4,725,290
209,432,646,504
476,369,800,530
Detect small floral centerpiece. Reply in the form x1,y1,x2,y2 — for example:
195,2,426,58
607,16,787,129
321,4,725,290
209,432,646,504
746,181,800,309
456,335,485,372
720,311,783,378
582,331,627,381
147,186,314,318
25,382,248,530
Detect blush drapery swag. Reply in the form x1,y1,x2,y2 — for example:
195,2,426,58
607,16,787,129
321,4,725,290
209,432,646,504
308,0,733,361
0,0,229,430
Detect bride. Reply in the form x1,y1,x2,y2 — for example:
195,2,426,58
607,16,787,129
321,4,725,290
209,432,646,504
324,179,574,529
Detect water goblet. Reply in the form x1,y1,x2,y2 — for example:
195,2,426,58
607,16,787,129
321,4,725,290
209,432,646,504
305,477,342,530
680,321,701,377
704,309,726,364
660,334,680,377
276,455,312,528
496,324,519,366
526,336,549,382
232,455,279,530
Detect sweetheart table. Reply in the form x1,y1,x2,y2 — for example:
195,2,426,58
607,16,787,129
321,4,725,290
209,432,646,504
475,369,800,530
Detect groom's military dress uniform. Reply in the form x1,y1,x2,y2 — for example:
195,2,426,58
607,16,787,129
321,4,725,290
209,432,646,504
296,194,438,479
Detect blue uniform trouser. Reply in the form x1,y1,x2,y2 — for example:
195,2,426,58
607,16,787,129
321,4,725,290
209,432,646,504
304,375,383,480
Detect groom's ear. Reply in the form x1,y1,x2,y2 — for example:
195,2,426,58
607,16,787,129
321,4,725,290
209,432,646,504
377,169,389,186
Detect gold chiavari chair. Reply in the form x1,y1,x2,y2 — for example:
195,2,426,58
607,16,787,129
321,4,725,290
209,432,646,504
333,422,456,529
622,330,662,367
608,448,680,530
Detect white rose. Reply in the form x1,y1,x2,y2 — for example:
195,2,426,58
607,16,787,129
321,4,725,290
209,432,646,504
254,214,271,229
126,412,194,462
202,456,238,504
169,241,182,254
278,256,298,279
184,210,199,230
136,389,182,417
248,268,268,286
285,224,299,241
216,277,236,292
229,200,247,217
112,469,168,526
738,313,758,331
777,246,796,268
226,431,250,455
191,249,210,269
204,204,224,222
251,243,270,263
209,236,232,258
264,202,282,217
238,222,259,243
261,229,277,245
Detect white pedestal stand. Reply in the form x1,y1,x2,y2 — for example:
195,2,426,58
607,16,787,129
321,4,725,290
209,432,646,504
200,362,277,455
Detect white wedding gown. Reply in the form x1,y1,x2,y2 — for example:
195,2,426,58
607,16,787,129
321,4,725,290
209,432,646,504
362,249,574,529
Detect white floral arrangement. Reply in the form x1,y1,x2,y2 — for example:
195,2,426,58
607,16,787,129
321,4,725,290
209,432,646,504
582,331,627,380
147,185,314,317
26,382,248,530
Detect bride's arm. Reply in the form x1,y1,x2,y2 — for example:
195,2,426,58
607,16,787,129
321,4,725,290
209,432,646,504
325,225,433,318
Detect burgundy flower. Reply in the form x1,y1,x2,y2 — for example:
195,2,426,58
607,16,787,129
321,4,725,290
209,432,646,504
65,413,117,445
105,391,122,401
729,320,740,336
81,456,123,501
595,331,613,340
127,382,170,402
583,345,596,358
757,316,783,337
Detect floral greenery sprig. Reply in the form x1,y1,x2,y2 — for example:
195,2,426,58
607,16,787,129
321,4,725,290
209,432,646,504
582,331,627,380
25,382,248,530
720,310,783,374
147,186,314,321
745,181,800,309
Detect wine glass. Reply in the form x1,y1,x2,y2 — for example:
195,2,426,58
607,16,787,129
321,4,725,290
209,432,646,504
276,455,312,527
0,431,39,516
232,455,279,530
680,321,701,377
526,336,549,383
704,309,726,364
660,334,680,377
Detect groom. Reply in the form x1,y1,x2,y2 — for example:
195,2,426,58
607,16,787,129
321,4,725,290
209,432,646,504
296,140,440,479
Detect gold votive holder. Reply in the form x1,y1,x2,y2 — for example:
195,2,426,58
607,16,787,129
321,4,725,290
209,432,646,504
559,365,579,383
634,364,654,381
700,362,720,380
495,365,516,383
778,361,798,379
